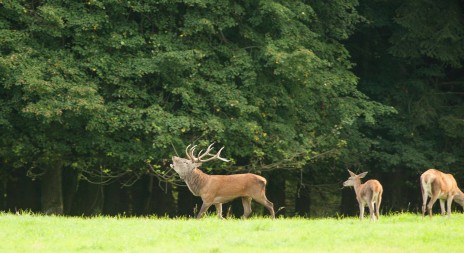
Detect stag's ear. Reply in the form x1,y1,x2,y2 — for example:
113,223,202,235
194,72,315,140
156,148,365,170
193,162,203,168
358,172,368,178
347,170,356,177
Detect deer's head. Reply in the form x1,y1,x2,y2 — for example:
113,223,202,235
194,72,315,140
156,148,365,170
170,143,230,179
343,170,368,187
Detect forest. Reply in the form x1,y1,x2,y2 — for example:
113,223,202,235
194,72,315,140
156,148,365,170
0,0,463,218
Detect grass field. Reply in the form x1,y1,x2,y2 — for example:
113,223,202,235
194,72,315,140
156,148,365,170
1,212,463,253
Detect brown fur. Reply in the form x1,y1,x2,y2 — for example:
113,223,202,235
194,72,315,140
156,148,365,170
171,156,275,219
343,170,383,221
420,168,464,217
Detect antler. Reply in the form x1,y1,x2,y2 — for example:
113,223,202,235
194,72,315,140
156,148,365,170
185,143,230,163
185,144,194,160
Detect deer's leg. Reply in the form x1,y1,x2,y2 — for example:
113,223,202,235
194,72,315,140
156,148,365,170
421,191,428,217
367,201,375,221
241,197,252,219
215,203,223,219
358,202,365,220
197,202,212,219
427,194,440,217
376,192,382,220
439,199,446,216
253,190,275,218
265,199,275,219
446,196,454,218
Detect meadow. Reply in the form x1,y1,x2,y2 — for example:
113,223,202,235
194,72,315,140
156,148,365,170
0,212,463,253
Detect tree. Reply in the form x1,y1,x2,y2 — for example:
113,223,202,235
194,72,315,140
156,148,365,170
1,0,393,215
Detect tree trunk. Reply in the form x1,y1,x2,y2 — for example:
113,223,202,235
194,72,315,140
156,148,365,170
62,168,78,215
70,180,104,216
128,176,152,216
103,182,123,215
41,162,64,215
7,167,41,212
295,183,311,217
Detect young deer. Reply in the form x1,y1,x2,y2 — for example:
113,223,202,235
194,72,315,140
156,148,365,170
343,170,383,221
170,143,275,219
420,168,464,218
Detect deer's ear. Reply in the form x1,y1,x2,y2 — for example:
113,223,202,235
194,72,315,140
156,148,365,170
347,170,356,177
193,162,203,168
358,172,368,178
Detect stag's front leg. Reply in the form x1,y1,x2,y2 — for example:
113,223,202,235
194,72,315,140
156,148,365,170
215,203,223,219
197,202,212,219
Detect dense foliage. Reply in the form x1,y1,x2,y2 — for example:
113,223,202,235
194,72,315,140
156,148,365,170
0,0,462,216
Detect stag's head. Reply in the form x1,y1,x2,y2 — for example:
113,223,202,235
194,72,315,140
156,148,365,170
170,156,201,179
343,170,368,187
170,143,230,179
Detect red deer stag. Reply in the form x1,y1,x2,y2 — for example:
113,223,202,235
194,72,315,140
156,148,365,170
420,168,464,218
170,143,275,219
343,170,383,221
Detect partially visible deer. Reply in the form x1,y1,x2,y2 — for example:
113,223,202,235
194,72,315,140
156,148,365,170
170,143,275,219
343,170,383,221
420,168,464,218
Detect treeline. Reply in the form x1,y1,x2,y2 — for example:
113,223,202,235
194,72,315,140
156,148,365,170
0,0,463,217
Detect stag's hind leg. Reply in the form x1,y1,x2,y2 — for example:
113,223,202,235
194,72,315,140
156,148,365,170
252,190,275,218
254,196,275,218
241,197,252,218
262,199,275,218
251,180,275,218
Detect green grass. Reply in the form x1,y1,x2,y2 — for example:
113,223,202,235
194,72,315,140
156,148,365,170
1,212,464,253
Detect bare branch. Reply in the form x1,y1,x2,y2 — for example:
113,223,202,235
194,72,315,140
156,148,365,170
215,148,338,174
146,162,186,186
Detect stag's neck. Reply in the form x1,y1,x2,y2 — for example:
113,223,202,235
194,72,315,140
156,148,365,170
184,168,210,196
